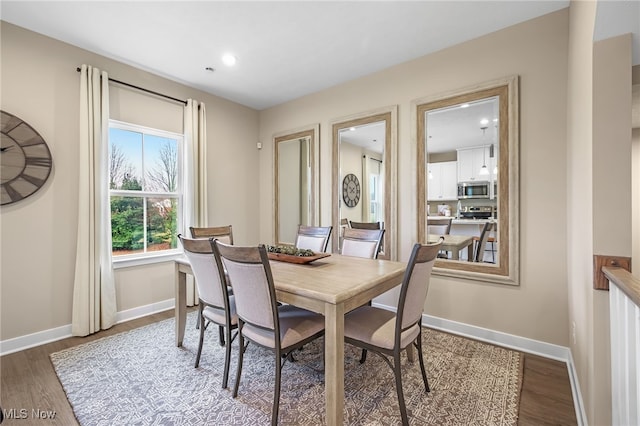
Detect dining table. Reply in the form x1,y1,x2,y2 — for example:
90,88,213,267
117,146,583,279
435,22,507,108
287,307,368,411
427,233,474,260
175,253,406,426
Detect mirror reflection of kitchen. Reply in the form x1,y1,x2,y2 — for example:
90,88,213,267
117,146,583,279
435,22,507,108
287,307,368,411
426,97,499,263
339,121,385,246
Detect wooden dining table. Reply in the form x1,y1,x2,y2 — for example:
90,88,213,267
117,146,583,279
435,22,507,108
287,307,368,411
175,253,406,426
428,233,474,260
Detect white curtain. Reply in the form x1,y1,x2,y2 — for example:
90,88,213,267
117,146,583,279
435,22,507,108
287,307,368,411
71,64,117,336
361,155,371,222
183,99,208,305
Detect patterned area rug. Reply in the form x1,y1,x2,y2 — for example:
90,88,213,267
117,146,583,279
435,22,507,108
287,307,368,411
50,311,523,425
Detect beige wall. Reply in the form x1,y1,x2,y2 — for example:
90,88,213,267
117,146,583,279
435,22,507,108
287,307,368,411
259,10,571,345
566,2,634,424
0,22,260,340
590,33,633,426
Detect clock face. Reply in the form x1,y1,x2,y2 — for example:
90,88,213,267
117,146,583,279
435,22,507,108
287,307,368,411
1,111,53,205
342,173,360,208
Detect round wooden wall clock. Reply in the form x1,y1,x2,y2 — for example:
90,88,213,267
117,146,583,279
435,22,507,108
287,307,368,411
342,173,360,208
1,111,53,205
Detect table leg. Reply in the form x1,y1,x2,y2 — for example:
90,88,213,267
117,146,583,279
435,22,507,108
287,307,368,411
324,303,345,426
175,264,187,347
451,248,460,260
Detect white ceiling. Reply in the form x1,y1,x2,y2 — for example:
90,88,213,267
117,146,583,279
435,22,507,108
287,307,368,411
1,0,576,110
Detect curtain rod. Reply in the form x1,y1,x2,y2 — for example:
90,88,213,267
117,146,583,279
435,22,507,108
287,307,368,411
363,155,383,163
76,67,188,106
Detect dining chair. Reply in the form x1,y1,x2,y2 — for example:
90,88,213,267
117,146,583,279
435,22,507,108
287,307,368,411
427,217,452,258
212,240,325,426
177,235,238,389
341,228,385,259
294,225,332,253
189,225,234,245
473,221,496,263
426,217,452,236
343,240,442,426
189,225,234,331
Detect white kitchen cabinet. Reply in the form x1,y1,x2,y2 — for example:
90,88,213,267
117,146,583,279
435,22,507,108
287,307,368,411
427,161,457,201
457,146,491,182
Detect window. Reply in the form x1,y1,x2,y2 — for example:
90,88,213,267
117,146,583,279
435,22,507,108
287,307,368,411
108,120,183,260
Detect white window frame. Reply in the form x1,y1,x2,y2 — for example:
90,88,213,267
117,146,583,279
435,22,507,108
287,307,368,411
108,120,184,268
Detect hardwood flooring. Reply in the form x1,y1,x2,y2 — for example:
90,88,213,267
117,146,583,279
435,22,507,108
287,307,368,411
1,309,577,425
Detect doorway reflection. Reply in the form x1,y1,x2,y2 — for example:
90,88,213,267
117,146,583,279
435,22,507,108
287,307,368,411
274,125,318,245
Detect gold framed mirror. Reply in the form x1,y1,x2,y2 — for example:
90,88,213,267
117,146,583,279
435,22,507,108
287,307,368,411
274,124,319,245
331,106,397,260
415,76,519,285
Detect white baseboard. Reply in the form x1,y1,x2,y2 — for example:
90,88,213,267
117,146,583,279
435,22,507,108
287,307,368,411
567,349,588,426
0,299,175,356
114,298,175,324
373,301,586,426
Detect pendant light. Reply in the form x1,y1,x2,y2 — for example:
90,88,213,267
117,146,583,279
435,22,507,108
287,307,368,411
479,120,489,176
491,144,498,175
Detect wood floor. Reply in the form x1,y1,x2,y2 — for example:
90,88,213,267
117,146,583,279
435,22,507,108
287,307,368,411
1,309,577,425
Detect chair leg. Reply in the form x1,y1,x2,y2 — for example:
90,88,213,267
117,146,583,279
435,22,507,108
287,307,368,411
218,325,225,346
194,309,206,368
233,329,245,398
222,326,232,389
416,332,430,393
393,352,409,426
272,350,282,426
359,349,368,364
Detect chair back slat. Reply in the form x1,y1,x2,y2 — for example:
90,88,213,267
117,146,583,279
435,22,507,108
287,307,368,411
349,221,382,230
190,225,234,245
398,242,441,330
341,228,385,259
178,235,226,308
213,242,276,330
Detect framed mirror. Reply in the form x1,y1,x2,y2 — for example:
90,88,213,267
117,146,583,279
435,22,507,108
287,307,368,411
274,124,319,245
415,76,519,285
331,106,397,260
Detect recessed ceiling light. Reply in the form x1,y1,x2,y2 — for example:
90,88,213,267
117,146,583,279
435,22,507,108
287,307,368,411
460,103,470,108
222,54,237,67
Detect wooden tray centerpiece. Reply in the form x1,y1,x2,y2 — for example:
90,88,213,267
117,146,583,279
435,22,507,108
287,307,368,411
265,245,331,264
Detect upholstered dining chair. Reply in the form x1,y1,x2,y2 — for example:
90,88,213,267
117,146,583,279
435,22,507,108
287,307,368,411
473,221,496,263
427,217,452,259
189,225,234,331
189,225,233,244
426,217,452,236
341,228,385,259
294,225,332,253
212,241,325,426
343,240,442,426
177,235,238,389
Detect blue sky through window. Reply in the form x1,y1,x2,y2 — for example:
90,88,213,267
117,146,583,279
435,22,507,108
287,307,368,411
109,127,177,190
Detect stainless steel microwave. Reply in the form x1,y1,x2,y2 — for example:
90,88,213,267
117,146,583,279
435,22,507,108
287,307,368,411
457,181,490,199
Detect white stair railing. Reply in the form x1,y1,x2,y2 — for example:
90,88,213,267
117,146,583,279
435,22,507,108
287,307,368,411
604,267,640,426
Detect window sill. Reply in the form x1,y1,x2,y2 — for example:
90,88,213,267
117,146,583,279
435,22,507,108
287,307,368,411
112,250,184,270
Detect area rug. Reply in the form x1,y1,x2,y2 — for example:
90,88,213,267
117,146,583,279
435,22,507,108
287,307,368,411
50,311,523,425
